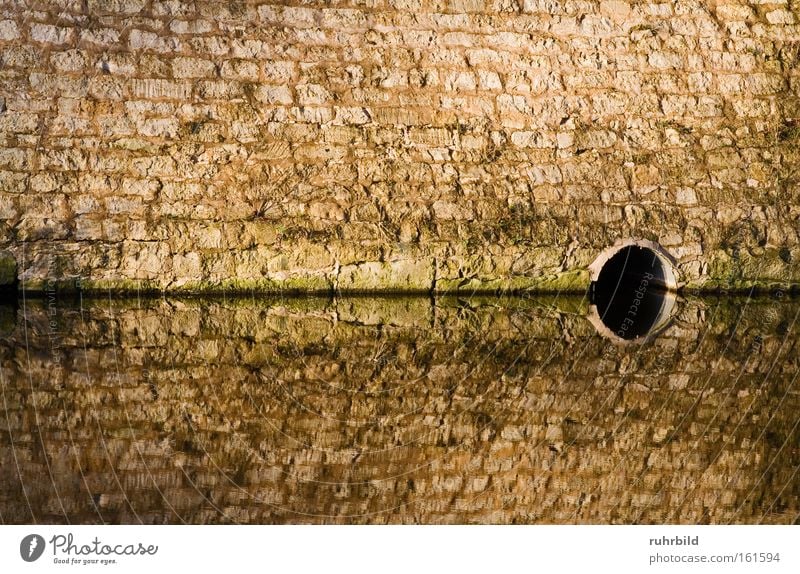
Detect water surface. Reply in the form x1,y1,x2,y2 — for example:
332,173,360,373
0,295,798,524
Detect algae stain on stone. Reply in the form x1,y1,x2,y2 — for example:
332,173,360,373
0,251,16,286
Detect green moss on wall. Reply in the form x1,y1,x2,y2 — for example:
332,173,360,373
0,252,16,286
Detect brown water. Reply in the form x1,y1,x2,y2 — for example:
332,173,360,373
0,294,798,524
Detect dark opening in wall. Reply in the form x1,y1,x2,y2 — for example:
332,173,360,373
590,245,674,341
0,283,14,300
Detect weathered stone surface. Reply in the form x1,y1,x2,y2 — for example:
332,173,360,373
0,1,798,293
338,258,435,291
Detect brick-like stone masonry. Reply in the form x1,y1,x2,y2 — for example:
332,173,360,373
0,297,798,523
0,0,799,293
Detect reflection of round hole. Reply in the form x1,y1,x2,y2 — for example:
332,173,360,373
588,241,678,342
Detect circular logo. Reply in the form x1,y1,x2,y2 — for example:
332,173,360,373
20,534,45,562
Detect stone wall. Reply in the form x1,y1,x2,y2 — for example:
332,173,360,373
0,296,798,523
0,0,799,293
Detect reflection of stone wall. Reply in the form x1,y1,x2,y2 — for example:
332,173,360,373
0,296,798,524
1,2,800,292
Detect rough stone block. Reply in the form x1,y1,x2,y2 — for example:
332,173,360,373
338,259,434,291
30,23,74,45
169,19,214,34
0,20,20,41
88,0,147,14
51,49,88,72
296,84,332,105
333,107,371,125
220,59,260,81
172,56,215,79
129,29,180,53
263,61,296,83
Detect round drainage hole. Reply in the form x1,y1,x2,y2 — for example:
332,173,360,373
590,245,672,340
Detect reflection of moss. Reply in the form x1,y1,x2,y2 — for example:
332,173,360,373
436,269,589,294
438,294,591,316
